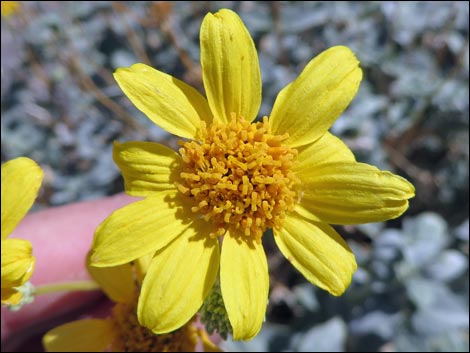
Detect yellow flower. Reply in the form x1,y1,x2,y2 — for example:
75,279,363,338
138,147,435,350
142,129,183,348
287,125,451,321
91,9,415,340
1,1,20,17
1,157,43,305
43,256,220,352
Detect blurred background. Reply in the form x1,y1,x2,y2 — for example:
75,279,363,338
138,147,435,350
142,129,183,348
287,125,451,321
1,1,468,352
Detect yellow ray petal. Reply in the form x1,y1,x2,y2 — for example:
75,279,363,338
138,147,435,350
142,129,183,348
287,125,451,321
297,162,415,224
86,252,135,304
269,46,362,147
43,319,114,352
134,252,154,285
1,1,21,17
1,157,43,239
114,63,212,139
275,215,357,296
1,238,35,288
138,223,219,333
90,192,193,267
220,234,269,340
294,132,356,174
1,287,22,305
113,141,181,197
201,9,261,123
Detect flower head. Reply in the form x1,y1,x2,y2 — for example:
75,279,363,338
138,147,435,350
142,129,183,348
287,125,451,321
43,256,219,352
1,157,43,305
91,9,414,340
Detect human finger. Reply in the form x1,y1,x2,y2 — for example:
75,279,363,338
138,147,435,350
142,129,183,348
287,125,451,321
1,193,136,342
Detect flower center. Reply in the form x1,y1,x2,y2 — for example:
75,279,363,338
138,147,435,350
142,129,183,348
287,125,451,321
177,114,299,242
110,298,199,352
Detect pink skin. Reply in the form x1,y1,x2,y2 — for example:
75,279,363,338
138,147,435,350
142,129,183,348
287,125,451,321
1,193,136,351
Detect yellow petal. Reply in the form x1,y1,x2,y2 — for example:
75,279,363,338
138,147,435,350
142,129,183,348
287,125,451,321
294,132,356,174
275,215,357,296
134,252,154,285
1,238,35,288
113,141,181,197
220,234,269,340
1,287,22,305
297,162,415,224
201,9,261,123
1,1,21,17
90,192,192,267
1,157,43,239
114,63,212,139
43,319,114,352
138,222,219,333
269,46,362,147
86,252,135,304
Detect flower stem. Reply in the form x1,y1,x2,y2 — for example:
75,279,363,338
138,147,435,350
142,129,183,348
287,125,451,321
34,280,101,296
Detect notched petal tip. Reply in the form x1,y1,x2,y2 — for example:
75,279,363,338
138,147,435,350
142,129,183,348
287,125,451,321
113,66,130,77
328,45,360,63
211,8,242,22
113,65,143,83
383,171,416,198
375,170,415,208
114,62,150,75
